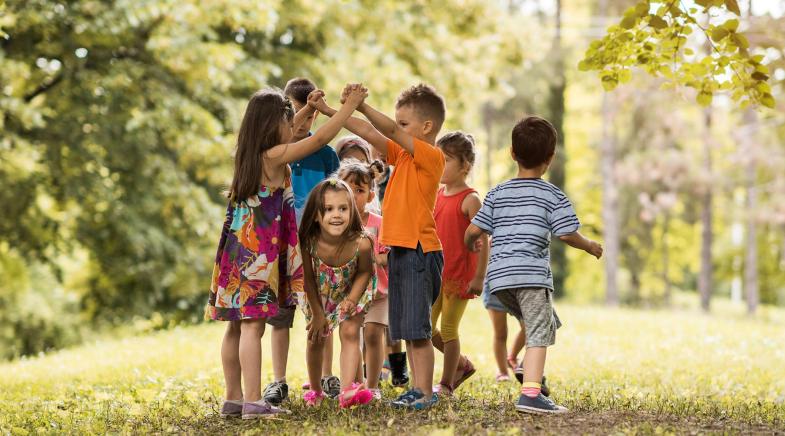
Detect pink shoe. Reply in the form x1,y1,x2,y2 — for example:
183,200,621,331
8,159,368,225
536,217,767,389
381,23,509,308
338,383,373,409
452,356,476,390
495,373,511,382
302,382,311,389
432,383,454,397
303,390,326,407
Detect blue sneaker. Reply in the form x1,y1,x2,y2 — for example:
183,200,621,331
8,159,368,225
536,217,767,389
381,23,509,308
514,393,567,414
391,388,437,410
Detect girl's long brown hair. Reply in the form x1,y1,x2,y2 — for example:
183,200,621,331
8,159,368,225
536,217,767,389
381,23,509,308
229,89,295,202
298,178,366,256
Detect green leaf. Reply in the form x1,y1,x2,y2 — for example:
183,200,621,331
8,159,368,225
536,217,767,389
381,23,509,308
601,75,618,91
725,0,741,15
722,19,739,32
710,27,729,42
697,91,713,106
683,48,694,56
621,16,637,29
761,93,775,108
751,72,769,81
649,15,668,29
733,33,749,49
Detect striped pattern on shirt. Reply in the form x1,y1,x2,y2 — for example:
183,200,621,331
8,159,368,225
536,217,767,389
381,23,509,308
471,178,580,293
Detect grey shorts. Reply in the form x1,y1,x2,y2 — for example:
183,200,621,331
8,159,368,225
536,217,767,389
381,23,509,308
494,287,562,347
265,305,295,328
387,244,443,341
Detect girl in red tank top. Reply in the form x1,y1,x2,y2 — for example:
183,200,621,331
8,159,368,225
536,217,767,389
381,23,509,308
431,132,489,395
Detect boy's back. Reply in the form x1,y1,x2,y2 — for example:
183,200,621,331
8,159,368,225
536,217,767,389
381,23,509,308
473,177,579,294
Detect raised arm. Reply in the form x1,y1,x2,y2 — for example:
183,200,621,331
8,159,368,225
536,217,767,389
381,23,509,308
264,85,368,167
357,101,415,155
311,97,389,158
291,93,320,134
558,231,603,259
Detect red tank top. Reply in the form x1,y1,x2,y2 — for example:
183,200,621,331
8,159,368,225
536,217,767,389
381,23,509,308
434,187,478,300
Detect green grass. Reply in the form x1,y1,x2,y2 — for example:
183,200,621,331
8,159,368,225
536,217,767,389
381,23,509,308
2,300,784,434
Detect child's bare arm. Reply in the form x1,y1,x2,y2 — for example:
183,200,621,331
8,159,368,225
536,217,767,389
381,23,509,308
265,86,367,167
558,231,603,259
339,237,374,316
357,101,415,155
302,249,327,343
291,92,321,133
464,223,486,250
311,97,389,158
463,193,489,295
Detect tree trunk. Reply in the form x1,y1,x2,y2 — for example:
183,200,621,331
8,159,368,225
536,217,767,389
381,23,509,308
548,0,568,298
743,108,759,315
699,106,713,312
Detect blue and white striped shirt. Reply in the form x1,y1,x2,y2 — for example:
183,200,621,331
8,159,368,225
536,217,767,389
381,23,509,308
471,178,580,293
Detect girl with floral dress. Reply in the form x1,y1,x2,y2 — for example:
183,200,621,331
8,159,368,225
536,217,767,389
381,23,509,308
205,85,368,419
297,178,378,408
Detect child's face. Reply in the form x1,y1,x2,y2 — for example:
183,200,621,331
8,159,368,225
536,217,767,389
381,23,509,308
292,100,317,141
318,190,352,238
440,152,467,185
346,180,374,215
342,149,369,163
395,105,431,140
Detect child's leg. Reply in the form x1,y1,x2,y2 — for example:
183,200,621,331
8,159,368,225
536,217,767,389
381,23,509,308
338,314,364,391
305,335,326,393
522,346,546,385
439,296,469,387
238,319,266,401
355,327,364,383
322,332,334,377
408,338,434,395
221,321,243,400
270,325,289,382
511,323,526,362
430,293,444,353
363,322,386,389
488,309,509,375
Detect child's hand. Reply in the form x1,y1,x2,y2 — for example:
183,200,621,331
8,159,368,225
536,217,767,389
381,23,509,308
306,310,328,343
466,277,484,296
587,240,603,259
338,298,358,316
306,89,325,109
468,238,483,253
342,83,368,108
374,251,388,267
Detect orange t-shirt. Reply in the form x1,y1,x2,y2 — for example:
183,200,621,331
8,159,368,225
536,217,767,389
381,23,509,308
381,137,445,253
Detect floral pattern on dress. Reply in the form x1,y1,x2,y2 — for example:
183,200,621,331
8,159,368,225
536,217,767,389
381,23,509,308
297,237,377,335
205,173,303,321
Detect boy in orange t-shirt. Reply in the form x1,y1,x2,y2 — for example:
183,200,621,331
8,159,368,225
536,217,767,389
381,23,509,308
311,83,445,409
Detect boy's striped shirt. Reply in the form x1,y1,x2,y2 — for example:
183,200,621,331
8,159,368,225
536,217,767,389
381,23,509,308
471,178,580,293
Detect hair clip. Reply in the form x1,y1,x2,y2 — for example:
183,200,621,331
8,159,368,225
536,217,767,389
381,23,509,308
328,178,339,186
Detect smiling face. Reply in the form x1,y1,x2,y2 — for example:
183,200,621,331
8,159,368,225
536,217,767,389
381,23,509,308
318,189,352,238
395,105,431,141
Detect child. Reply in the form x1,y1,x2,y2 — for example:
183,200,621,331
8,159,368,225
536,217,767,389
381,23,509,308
336,158,389,399
482,284,527,383
336,135,373,162
430,132,488,396
205,85,366,419
311,83,446,409
263,78,343,405
465,116,603,414
298,178,378,408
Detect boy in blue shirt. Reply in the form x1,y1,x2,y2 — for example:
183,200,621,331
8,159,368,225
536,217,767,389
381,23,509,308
465,116,603,414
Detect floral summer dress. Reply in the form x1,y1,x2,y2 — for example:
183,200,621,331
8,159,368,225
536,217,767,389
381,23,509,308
205,172,303,321
297,236,377,335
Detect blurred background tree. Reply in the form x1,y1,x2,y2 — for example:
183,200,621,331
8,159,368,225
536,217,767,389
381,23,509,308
1,0,783,359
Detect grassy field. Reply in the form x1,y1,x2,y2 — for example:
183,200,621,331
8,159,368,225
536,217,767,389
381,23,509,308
1,299,784,435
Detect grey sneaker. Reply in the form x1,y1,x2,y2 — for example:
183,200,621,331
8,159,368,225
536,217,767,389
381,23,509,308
321,375,341,399
514,393,567,414
263,380,289,406
220,400,243,418
241,400,290,420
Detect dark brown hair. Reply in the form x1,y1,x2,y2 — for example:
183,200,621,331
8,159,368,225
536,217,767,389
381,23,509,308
395,83,446,132
335,158,385,190
335,136,373,162
229,89,295,202
437,131,476,167
298,178,366,255
283,77,316,104
511,116,557,169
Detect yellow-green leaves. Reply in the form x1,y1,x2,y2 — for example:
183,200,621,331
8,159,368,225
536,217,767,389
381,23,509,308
580,0,774,109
